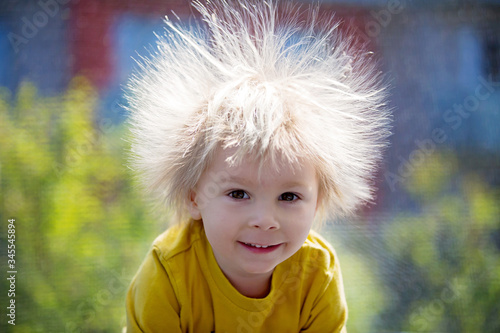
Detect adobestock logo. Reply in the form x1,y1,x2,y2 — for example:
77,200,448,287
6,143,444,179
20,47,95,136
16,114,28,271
356,0,407,42
408,278,466,331
385,74,500,192
235,253,321,332
65,268,130,333
194,169,231,210
8,0,73,54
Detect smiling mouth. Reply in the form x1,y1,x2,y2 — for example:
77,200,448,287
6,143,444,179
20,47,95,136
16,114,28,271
240,242,280,249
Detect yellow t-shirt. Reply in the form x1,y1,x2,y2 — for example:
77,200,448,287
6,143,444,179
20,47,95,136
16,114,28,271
126,220,347,332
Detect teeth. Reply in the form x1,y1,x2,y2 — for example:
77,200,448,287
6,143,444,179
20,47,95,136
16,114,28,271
245,243,269,248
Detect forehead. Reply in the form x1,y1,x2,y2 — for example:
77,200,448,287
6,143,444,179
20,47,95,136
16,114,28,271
205,146,317,185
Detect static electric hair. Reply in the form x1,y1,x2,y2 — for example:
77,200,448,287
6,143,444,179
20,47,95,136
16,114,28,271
126,0,391,224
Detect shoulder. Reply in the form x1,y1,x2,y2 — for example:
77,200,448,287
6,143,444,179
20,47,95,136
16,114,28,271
278,229,343,294
151,220,203,262
290,231,348,331
281,230,345,298
297,229,340,273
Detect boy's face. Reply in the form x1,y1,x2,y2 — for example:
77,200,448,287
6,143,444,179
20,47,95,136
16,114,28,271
188,146,319,286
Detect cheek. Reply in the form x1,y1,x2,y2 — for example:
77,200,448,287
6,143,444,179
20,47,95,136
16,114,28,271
286,202,317,221
203,220,226,250
201,205,237,240
283,205,316,237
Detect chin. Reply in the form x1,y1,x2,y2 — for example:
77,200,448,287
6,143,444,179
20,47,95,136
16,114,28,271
241,264,277,276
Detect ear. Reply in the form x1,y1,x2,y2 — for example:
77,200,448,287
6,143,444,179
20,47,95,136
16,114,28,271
187,190,202,220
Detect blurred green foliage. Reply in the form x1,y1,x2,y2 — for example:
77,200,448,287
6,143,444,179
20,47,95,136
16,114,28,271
1,80,499,332
328,152,500,332
0,78,160,332
375,153,500,332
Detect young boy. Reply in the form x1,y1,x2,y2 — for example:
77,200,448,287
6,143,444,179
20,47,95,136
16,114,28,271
125,1,390,332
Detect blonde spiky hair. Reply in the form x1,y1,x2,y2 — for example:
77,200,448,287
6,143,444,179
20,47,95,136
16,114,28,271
126,0,391,224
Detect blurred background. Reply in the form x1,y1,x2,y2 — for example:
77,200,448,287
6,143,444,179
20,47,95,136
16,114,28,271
0,0,499,332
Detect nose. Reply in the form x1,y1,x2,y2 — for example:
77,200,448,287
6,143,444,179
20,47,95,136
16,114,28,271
249,201,280,230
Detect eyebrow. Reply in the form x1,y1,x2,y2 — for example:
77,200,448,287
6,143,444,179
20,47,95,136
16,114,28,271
281,181,311,189
225,176,254,186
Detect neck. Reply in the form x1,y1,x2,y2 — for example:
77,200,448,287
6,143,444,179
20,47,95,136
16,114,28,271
226,271,273,298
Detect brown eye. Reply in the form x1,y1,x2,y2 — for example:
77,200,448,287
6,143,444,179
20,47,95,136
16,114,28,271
280,192,298,201
229,190,248,199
